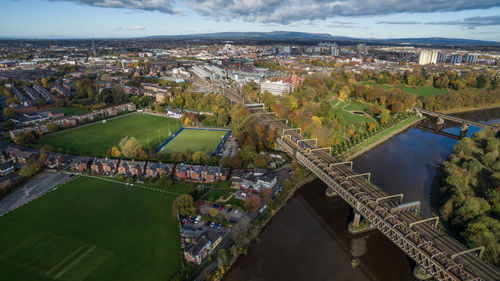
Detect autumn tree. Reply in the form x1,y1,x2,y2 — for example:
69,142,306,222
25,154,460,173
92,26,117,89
19,159,42,177
118,137,144,158
172,194,195,217
3,107,17,118
244,195,262,212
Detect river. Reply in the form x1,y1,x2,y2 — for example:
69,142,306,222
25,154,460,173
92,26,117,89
224,107,500,281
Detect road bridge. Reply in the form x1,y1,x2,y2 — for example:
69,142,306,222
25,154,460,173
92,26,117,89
247,105,500,281
416,108,499,131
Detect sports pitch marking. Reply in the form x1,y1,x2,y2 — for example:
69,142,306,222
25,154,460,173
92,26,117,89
156,127,231,156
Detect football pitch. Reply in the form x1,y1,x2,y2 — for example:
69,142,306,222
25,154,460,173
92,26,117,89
159,128,229,155
0,176,182,281
40,113,182,157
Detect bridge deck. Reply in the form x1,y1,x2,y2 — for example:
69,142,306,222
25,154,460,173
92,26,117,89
417,108,499,131
249,106,500,281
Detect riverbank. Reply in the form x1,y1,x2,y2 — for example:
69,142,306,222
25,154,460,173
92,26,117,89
437,104,500,114
339,115,423,161
211,170,316,280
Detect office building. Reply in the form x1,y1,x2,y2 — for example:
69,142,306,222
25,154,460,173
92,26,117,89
418,50,438,65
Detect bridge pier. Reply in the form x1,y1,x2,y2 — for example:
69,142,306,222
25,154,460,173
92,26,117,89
413,265,433,280
348,211,375,234
436,117,444,125
325,187,338,197
460,123,469,137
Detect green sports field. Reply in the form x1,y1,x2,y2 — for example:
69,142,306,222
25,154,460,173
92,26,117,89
40,113,182,157
160,128,228,154
0,176,182,281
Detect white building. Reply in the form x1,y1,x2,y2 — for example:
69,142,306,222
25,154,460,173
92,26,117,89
418,50,439,65
260,81,291,96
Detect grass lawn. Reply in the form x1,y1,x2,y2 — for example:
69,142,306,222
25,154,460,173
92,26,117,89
360,81,447,97
40,113,181,157
397,84,446,98
344,101,371,112
338,110,374,125
225,197,245,209
159,128,228,155
0,176,182,281
203,188,235,201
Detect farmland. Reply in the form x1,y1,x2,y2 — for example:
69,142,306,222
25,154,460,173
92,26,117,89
159,128,229,155
40,113,181,157
0,176,183,281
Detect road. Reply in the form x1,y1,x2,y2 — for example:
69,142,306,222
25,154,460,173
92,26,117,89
0,172,71,215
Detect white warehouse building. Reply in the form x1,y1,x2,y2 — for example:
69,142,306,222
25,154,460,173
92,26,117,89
260,81,291,96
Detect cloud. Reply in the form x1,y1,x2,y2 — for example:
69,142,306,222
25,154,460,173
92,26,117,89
182,0,500,24
55,0,178,13
54,0,500,24
128,26,146,30
377,21,420,24
425,15,500,29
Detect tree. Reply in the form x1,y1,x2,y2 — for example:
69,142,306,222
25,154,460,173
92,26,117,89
19,159,42,177
118,137,144,158
14,131,37,145
244,195,262,212
338,86,351,101
231,216,252,245
192,151,208,164
239,145,257,168
2,120,15,131
158,174,173,188
476,74,487,89
110,146,121,157
3,107,17,118
172,194,195,217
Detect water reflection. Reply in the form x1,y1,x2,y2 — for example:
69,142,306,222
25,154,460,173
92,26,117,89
225,107,499,281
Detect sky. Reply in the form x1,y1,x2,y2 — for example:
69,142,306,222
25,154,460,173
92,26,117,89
1,0,500,41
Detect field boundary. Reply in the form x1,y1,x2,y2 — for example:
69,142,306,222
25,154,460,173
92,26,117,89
155,127,231,157
84,175,183,196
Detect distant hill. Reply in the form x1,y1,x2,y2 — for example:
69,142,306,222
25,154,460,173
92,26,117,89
145,31,499,45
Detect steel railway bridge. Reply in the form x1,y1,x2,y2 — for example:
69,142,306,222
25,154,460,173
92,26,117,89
245,103,500,281
415,108,499,132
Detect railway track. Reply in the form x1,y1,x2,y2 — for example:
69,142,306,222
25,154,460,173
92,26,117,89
249,105,500,281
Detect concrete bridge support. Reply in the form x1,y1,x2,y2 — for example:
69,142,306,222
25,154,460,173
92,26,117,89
325,186,338,197
414,265,433,280
436,117,444,125
348,211,375,234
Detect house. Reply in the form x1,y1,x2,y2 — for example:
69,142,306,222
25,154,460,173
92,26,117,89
117,161,130,175
102,158,119,175
45,153,65,169
175,164,190,180
189,165,204,182
12,149,38,164
184,237,211,265
129,161,145,177
257,173,278,189
74,158,91,173
0,163,14,176
91,158,103,174
145,162,172,178
48,111,64,119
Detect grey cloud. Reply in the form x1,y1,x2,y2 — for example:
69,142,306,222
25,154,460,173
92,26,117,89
183,0,500,23
54,0,177,13
53,0,500,24
377,21,420,24
425,15,500,29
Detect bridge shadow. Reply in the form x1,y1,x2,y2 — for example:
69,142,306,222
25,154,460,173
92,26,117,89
295,179,415,281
